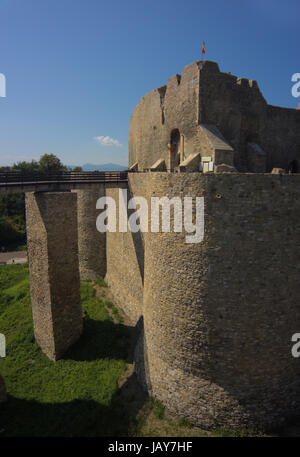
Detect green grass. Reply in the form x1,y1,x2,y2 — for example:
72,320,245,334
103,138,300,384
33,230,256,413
0,263,29,292
94,278,108,288
0,264,288,438
0,264,134,437
104,300,124,324
151,398,165,420
177,417,193,429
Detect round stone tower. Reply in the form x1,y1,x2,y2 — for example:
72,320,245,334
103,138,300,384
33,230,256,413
136,172,300,430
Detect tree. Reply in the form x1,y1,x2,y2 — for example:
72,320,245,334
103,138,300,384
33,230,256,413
11,160,40,174
0,154,68,249
38,154,67,175
0,216,26,248
0,166,10,172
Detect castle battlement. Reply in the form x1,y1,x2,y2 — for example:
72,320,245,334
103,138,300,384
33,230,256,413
129,60,300,174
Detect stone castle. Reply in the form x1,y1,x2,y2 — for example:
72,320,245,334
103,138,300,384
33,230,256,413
1,60,300,431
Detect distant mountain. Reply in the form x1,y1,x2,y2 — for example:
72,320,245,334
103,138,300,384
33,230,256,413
82,163,128,171
68,163,128,171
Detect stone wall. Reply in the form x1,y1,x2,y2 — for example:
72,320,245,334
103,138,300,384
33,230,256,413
129,61,300,173
262,105,300,171
197,61,300,171
126,172,300,430
73,189,106,279
129,62,202,170
20,171,300,428
105,175,147,323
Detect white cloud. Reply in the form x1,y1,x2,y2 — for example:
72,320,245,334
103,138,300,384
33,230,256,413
94,136,122,147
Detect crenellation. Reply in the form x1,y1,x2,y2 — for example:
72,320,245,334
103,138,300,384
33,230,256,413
129,60,300,174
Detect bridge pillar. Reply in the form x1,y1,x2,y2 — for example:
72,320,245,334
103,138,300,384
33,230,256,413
72,189,106,279
0,374,6,403
25,191,82,361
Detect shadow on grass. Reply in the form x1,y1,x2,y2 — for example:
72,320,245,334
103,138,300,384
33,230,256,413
0,287,148,436
62,316,140,364
0,273,150,437
0,372,147,437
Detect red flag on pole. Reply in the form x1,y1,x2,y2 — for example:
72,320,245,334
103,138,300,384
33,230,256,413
202,41,206,55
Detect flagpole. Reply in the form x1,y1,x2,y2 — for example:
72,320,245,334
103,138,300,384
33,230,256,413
201,41,205,60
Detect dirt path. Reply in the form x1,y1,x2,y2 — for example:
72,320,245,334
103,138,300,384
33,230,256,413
0,250,27,264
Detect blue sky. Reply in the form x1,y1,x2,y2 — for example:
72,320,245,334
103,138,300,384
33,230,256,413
0,0,299,167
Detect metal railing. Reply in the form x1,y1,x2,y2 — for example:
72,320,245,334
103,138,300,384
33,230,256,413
0,170,128,186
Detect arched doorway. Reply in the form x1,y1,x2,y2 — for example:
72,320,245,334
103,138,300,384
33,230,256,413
170,129,181,170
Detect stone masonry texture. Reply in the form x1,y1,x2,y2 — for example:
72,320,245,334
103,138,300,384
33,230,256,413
73,189,106,279
105,181,145,324
129,61,300,172
19,60,300,430
25,191,82,361
124,172,300,430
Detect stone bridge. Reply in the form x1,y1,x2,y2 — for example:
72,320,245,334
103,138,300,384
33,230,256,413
0,170,128,362
0,170,128,194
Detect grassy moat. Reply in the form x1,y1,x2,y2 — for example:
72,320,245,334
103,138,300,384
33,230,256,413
0,263,298,437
